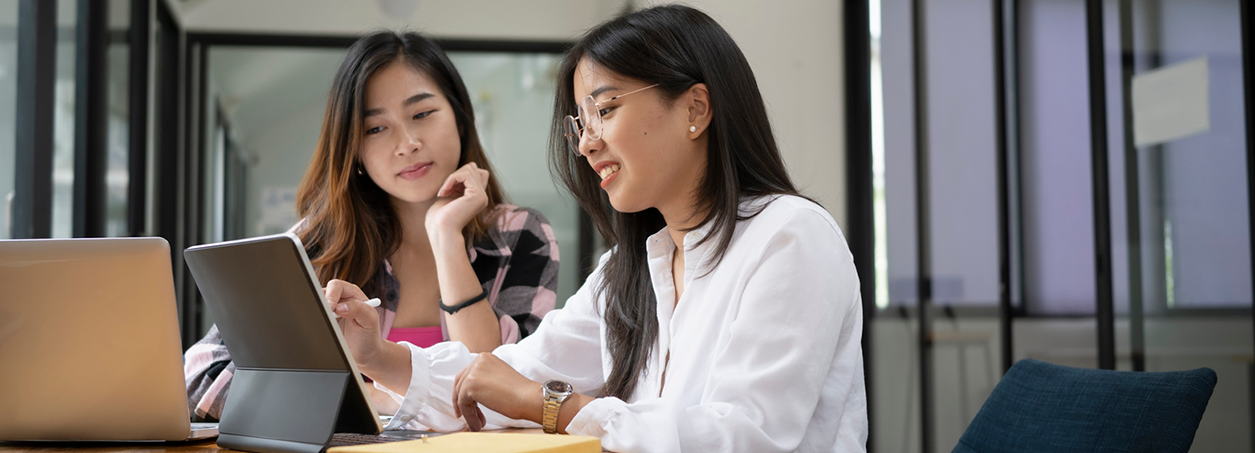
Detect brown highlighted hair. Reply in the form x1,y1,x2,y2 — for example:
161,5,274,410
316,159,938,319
296,31,504,298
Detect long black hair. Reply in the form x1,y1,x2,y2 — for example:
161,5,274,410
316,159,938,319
549,5,803,400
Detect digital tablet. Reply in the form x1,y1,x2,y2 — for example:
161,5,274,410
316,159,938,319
184,233,386,453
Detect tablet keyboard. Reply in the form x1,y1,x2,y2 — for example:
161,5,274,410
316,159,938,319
328,431,437,447
329,433,408,447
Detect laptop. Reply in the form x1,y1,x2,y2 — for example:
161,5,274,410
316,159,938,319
183,233,437,453
0,237,218,442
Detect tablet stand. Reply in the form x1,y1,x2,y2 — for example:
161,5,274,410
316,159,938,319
216,368,377,453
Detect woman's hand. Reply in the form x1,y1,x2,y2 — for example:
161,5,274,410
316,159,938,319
425,162,492,239
324,279,413,396
451,352,542,431
324,279,384,368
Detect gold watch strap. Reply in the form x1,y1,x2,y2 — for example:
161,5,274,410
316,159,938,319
542,399,562,434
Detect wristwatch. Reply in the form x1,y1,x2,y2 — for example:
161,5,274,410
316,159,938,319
541,379,573,434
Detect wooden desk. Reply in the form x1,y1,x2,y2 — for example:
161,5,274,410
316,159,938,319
0,429,556,453
0,440,223,453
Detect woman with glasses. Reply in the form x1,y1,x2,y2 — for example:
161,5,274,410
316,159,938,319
184,31,560,421
326,5,866,452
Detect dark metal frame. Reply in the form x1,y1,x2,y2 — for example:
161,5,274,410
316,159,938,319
1117,0,1147,372
1241,0,1255,394
174,37,199,346
127,0,151,237
1084,0,1117,370
993,0,1015,374
72,0,108,238
154,0,181,266
184,32,571,53
911,0,935,450
843,0,874,449
11,0,56,239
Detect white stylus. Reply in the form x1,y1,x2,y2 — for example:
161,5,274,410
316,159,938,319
331,297,381,319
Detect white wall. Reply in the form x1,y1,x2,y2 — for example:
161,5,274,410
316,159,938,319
639,0,848,227
168,0,629,41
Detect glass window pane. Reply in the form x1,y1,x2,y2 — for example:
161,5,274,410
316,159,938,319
1112,0,1253,450
447,52,578,307
105,0,128,237
1020,0,1097,315
875,0,1006,450
925,0,999,308
881,0,917,308
0,0,16,239
51,0,75,238
1153,0,1251,309
206,46,344,241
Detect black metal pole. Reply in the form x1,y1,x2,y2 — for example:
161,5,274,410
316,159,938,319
128,0,151,236
1085,0,1117,370
994,0,1015,374
912,0,934,449
155,1,181,257
844,0,875,450
12,0,55,240
1238,0,1255,398
178,38,203,348
192,41,210,339
73,0,108,238
1117,0,1146,372
1003,0,1028,337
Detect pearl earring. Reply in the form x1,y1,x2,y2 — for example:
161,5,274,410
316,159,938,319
356,166,363,175
689,126,697,133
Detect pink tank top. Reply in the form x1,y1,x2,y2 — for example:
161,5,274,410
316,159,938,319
386,326,444,349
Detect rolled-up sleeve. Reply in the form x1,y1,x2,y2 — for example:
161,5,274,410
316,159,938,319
183,325,236,422
489,208,561,344
383,253,609,431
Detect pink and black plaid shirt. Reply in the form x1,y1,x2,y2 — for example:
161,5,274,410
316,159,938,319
183,204,560,422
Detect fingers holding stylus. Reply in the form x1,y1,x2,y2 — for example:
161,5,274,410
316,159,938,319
323,279,377,328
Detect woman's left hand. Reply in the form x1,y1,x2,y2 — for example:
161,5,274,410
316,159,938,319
451,352,541,431
426,162,491,237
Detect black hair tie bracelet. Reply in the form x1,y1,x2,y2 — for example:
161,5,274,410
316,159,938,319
439,289,488,314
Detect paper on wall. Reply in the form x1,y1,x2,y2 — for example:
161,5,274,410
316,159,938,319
258,186,299,235
1132,56,1210,147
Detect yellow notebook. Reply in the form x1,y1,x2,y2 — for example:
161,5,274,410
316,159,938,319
327,432,601,453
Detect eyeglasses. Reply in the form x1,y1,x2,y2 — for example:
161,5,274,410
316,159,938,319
562,84,660,156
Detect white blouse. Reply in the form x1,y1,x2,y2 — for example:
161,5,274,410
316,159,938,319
376,195,867,452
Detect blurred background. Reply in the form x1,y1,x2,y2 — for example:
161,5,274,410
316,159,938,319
2,0,1251,451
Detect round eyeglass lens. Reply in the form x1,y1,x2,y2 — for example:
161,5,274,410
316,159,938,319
579,96,602,141
563,116,582,155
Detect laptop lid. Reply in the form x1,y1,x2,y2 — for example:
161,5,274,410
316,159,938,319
183,233,381,453
0,237,198,441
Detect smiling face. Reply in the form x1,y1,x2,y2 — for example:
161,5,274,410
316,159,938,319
572,59,708,217
358,60,462,206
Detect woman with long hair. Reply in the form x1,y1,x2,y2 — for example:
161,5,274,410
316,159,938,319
184,31,560,421
326,6,865,452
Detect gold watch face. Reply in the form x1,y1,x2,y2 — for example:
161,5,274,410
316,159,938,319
544,379,573,395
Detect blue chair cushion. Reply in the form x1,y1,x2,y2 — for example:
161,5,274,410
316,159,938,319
953,359,1217,453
